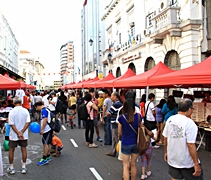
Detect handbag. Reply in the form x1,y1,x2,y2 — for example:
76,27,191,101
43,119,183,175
144,102,157,131
123,114,151,155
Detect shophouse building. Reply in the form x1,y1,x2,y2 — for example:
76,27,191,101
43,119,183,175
99,0,208,100
0,10,20,79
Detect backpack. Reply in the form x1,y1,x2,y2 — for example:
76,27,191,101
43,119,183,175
78,101,91,120
55,99,63,113
47,109,61,133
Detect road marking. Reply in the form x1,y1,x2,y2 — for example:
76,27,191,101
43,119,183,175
62,125,66,130
70,139,78,147
89,167,103,180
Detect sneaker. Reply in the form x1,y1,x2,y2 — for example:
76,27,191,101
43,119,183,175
153,145,160,148
37,158,49,166
46,156,52,162
97,136,103,142
7,167,15,175
146,171,151,176
141,175,147,179
21,167,27,174
89,143,98,148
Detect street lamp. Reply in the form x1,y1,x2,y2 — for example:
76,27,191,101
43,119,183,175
107,53,112,62
89,38,93,46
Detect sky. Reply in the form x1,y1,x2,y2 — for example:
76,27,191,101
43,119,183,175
0,0,82,85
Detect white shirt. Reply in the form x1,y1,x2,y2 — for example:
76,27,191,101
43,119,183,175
48,97,57,111
163,114,200,168
64,92,68,98
34,95,42,103
42,94,50,108
145,101,155,121
8,106,31,140
15,89,25,104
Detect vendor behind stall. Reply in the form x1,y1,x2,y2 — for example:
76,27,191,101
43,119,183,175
201,92,211,103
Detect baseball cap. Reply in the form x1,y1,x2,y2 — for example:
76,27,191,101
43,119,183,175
98,90,103,94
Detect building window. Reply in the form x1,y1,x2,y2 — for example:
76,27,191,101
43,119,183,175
147,13,154,28
119,33,121,45
170,0,177,6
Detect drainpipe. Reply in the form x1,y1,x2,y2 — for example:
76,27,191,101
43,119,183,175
197,0,203,63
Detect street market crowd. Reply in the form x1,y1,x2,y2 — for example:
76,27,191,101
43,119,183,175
0,88,208,180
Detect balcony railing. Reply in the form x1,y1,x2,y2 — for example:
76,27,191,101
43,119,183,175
152,6,180,36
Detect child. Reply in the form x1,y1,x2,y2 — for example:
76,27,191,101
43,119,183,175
66,107,74,129
51,133,63,157
140,143,153,179
2,120,10,141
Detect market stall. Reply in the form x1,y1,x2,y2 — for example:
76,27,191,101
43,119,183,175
83,76,99,88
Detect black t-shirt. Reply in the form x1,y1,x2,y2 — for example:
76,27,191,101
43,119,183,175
76,97,84,106
58,96,67,106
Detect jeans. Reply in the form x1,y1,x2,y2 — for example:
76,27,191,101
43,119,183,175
103,116,112,145
111,128,118,154
85,120,94,144
78,113,86,127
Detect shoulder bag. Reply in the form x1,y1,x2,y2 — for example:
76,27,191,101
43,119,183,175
144,101,157,131
123,114,151,155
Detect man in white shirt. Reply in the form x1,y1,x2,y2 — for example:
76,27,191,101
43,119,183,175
8,97,30,175
42,90,50,108
48,92,57,115
163,99,203,180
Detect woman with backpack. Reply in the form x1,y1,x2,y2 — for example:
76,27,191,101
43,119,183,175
155,99,166,145
83,93,98,148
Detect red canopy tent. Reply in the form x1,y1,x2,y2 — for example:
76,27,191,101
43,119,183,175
77,78,92,89
89,73,116,88
95,68,136,88
114,62,174,88
83,76,100,88
72,80,86,89
148,56,211,88
66,82,76,89
0,74,21,90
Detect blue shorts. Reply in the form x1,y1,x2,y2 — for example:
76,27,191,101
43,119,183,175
121,144,139,155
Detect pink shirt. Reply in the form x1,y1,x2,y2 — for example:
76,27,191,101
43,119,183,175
92,98,98,118
86,101,94,120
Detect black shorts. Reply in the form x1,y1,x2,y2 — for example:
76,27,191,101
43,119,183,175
42,130,53,144
168,165,203,180
9,140,28,148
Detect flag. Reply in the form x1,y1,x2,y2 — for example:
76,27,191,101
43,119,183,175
128,34,132,44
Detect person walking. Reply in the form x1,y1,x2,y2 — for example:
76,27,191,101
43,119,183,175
89,88,103,142
84,93,98,148
139,94,146,118
7,97,30,174
155,99,166,144
76,92,85,128
163,99,203,180
58,91,68,124
162,95,178,122
118,98,141,180
35,101,52,166
48,92,58,116
106,91,122,157
101,89,112,146
68,92,77,116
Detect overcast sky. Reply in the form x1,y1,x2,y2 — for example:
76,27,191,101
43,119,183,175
0,0,81,85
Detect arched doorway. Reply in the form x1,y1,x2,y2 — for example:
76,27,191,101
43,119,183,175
144,57,156,96
144,57,155,72
164,50,181,70
116,67,121,77
128,62,136,74
164,50,181,98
